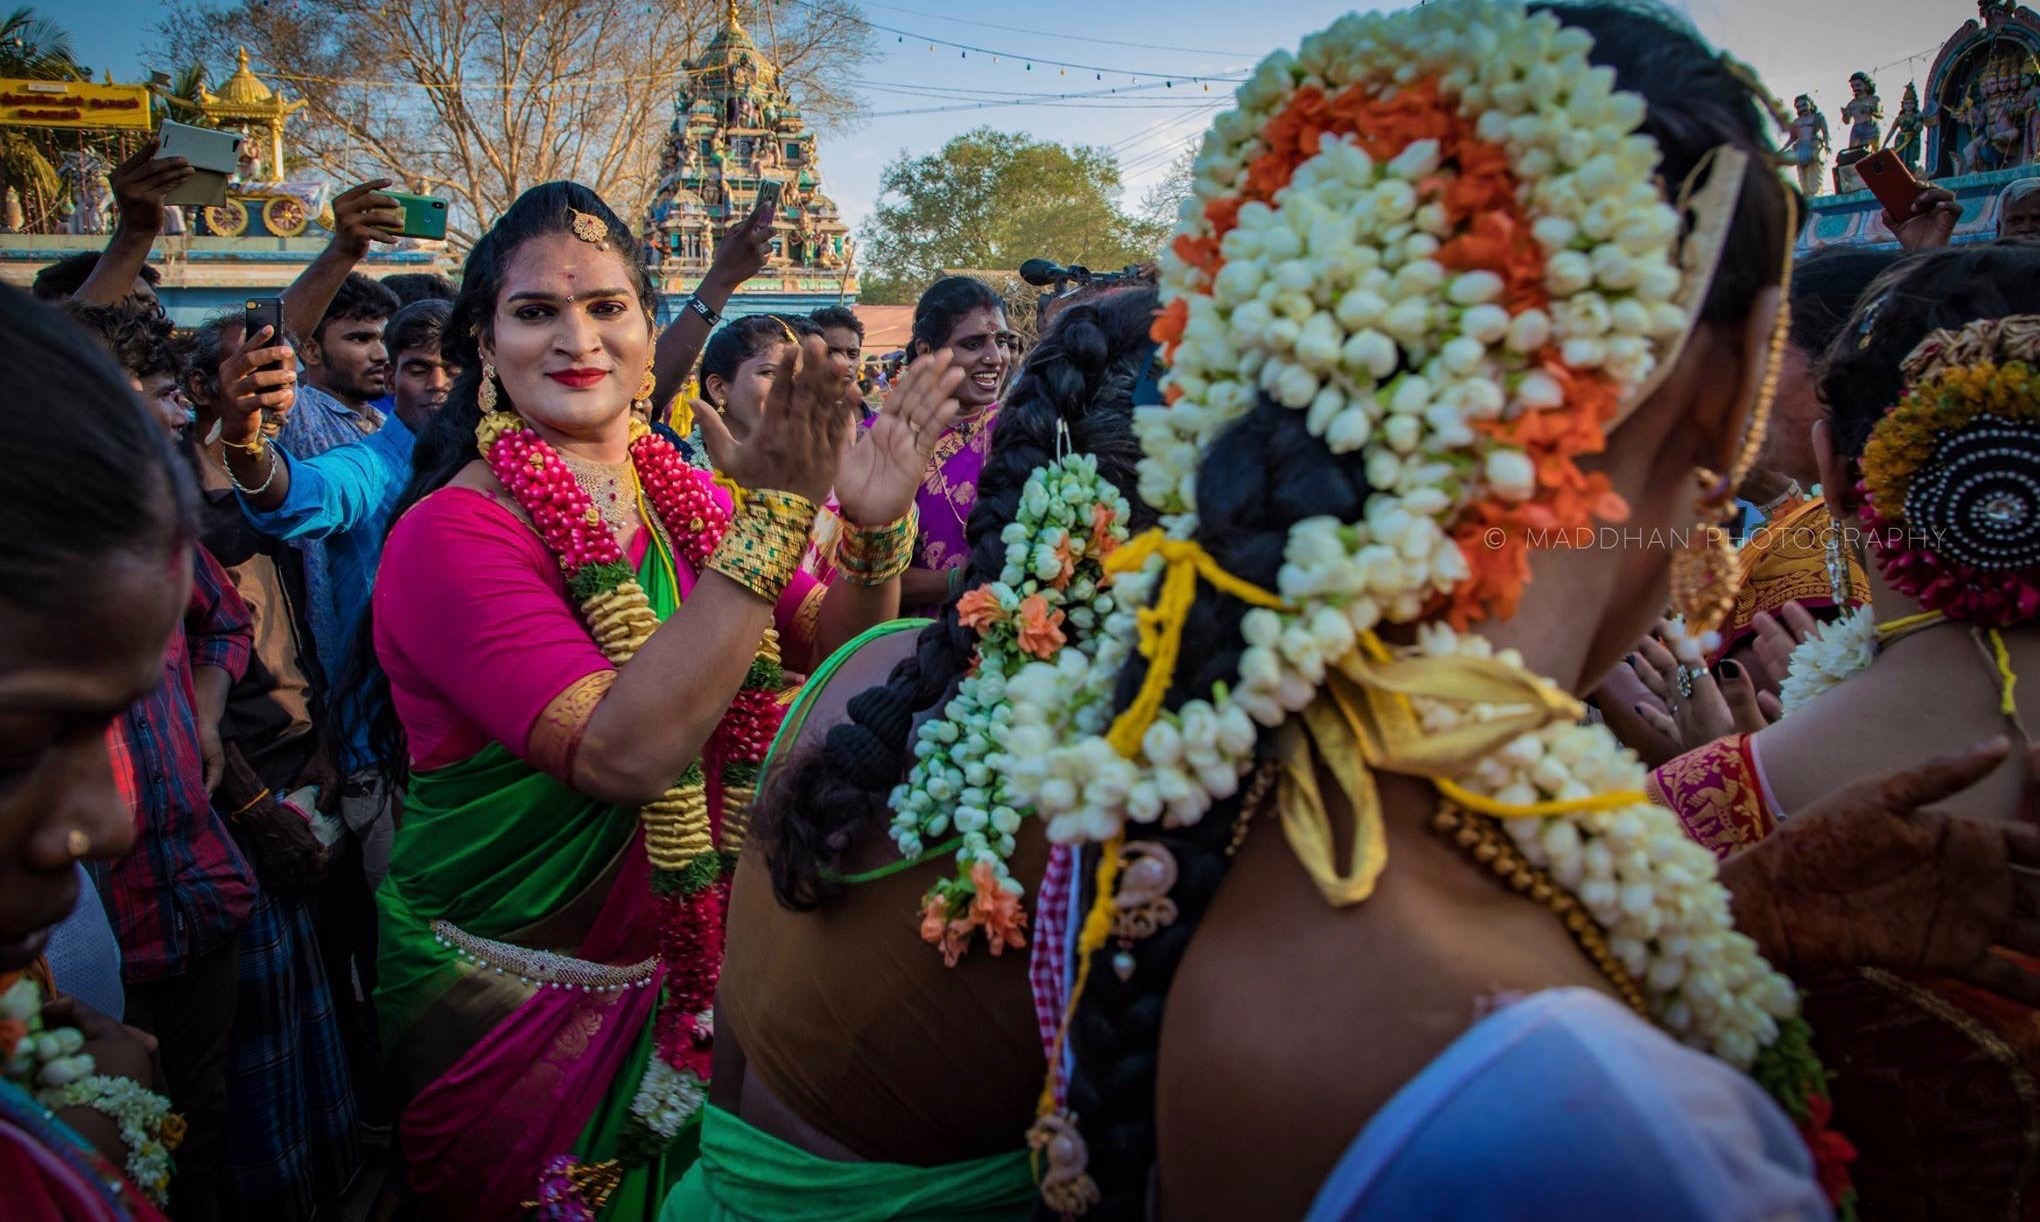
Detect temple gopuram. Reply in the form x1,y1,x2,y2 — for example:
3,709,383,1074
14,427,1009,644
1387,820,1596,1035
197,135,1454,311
1801,0,2040,251
643,1,858,322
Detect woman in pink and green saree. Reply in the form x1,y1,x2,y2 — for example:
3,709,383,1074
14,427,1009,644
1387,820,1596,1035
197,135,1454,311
273,181,965,1219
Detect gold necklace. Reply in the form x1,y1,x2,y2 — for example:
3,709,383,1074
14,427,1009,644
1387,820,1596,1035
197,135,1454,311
557,451,642,542
1429,803,1650,1018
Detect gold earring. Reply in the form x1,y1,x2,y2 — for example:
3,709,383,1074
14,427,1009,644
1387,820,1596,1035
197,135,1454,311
635,356,658,411
64,829,90,859
1670,477,1740,642
479,361,498,413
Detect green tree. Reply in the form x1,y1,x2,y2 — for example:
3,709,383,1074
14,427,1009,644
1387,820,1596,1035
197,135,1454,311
0,7,87,232
856,127,1165,305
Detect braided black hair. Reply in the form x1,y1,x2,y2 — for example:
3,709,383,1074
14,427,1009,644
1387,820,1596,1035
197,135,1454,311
1054,6,1796,1216
343,181,656,793
1821,243,2040,461
754,286,1161,910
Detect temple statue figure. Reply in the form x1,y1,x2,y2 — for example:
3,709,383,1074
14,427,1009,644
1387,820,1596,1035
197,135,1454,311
1887,82,1927,174
1780,95,1831,197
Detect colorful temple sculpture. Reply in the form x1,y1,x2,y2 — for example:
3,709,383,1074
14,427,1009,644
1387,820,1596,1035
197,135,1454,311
1800,1,2040,251
643,1,859,321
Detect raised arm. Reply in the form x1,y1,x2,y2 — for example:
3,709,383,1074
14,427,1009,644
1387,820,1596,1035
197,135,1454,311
72,142,191,306
651,200,775,414
281,181,402,342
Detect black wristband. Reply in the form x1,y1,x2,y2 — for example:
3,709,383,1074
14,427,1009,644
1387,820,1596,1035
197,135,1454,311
686,295,722,326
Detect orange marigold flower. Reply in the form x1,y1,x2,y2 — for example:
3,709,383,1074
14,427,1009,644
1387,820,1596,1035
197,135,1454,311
967,861,1028,955
919,895,950,947
1017,593,1068,659
1050,534,1077,590
938,919,973,968
955,586,1004,632
1152,297,1190,346
1090,503,1119,556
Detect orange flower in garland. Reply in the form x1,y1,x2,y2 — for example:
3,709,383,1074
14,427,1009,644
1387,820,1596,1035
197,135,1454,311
955,585,1005,631
1017,593,1068,659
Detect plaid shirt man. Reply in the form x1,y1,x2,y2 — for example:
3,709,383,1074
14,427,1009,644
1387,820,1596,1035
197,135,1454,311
95,545,258,983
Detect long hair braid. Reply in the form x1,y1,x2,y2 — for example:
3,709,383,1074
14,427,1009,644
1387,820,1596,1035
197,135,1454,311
1050,4,1796,1216
756,287,1161,910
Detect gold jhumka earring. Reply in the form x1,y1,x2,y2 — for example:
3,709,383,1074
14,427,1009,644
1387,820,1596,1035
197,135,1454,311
1667,168,1797,653
479,361,499,412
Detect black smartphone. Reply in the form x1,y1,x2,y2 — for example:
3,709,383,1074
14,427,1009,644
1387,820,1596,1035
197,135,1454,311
243,297,285,354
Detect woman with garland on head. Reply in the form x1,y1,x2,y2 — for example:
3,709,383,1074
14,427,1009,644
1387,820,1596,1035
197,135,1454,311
897,276,1020,614
655,287,1158,1222
259,181,962,1220
1646,241,2040,1218
0,287,194,1220
1000,1,1866,1216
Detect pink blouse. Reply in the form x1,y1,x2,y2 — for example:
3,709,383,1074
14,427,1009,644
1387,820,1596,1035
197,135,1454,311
374,487,821,772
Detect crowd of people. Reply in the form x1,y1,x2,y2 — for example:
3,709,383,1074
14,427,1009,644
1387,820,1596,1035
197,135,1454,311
12,1,2040,1219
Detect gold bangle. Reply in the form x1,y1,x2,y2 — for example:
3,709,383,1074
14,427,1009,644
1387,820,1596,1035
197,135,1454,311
834,506,918,585
709,489,814,604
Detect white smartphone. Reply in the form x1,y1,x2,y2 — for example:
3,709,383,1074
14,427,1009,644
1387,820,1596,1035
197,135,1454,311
157,119,240,206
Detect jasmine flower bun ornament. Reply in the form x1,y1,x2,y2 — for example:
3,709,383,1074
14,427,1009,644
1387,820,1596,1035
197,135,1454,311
1013,2,1855,1215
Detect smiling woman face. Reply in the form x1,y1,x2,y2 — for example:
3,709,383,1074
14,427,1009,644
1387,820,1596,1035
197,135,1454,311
481,232,653,454
929,305,1014,412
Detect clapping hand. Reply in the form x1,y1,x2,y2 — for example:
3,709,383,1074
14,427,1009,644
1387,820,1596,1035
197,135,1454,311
1625,621,1778,752
1749,601,1822,696
697,333,851,507
833,351,964,528
1724,739,2040,1005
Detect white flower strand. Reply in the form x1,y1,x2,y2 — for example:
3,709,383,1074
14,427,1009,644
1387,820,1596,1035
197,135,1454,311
889,455,1132,921
1777,605,1877,716
1405,624,1799,1069
1005,0,1802,1076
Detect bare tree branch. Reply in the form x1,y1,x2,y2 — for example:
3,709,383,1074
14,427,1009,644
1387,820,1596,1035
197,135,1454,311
150,0,872,252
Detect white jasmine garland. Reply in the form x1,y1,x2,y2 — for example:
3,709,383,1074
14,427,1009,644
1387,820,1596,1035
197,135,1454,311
888,454,1132,957
1405,625,1799,1068
627,1057,706,1140
59,1074,179,1206
1776,605,1877,716
1004,0,1814,1085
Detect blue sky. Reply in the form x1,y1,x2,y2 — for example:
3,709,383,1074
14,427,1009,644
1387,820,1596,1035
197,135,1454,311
65,0,1965,233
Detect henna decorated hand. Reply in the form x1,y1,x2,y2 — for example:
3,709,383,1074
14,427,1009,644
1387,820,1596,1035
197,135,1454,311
1723,739,2040,1005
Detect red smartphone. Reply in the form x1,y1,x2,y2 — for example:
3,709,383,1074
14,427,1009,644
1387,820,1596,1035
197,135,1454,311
1856,149,1927,219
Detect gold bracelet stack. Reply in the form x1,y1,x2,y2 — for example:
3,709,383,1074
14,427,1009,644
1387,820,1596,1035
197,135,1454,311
708,488,813,604
834,506,919,585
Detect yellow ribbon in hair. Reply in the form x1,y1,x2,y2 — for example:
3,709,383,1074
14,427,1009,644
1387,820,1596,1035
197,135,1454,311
1103,530,1289,757
1274,635,1647,907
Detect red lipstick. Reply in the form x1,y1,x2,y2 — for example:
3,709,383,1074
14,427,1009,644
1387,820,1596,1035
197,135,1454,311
547,367,607,389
